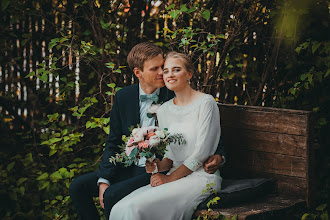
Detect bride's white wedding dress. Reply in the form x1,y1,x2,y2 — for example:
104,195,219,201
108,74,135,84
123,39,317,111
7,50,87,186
109,94,222,220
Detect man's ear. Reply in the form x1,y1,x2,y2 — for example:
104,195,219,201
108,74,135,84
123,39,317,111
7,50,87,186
133,67,142,78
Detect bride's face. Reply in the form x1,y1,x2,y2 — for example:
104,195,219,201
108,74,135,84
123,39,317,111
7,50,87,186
163,58,192,92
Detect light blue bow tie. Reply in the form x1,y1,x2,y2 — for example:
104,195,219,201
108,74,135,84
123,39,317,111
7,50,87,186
140,93,159,102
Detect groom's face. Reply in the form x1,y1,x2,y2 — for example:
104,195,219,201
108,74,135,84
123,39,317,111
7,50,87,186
134,54,165,92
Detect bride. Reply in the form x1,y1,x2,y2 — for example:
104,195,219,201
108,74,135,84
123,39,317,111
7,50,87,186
109,52,222,220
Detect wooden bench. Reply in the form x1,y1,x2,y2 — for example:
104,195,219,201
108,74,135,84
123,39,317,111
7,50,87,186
194,103,314,219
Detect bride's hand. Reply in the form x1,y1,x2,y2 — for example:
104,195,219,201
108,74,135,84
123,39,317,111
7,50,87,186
145,158,160,173
150,173,173,187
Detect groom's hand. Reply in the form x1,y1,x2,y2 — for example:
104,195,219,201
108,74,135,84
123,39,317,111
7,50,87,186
145,158,160,173
203,155,222,174
99,183,109,209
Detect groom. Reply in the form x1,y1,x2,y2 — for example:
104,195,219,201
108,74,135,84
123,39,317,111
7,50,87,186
69,42,225,220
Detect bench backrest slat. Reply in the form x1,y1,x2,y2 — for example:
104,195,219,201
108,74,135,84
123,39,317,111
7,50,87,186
219,104,313,205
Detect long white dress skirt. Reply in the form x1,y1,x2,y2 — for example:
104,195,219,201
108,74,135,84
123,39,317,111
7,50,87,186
109,171,222,220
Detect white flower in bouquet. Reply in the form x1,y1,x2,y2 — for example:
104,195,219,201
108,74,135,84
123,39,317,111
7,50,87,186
155,130,166,138
132,128,140,136
149,135,161,147
148,104,160,114
133,131,144,142
142,127,149,135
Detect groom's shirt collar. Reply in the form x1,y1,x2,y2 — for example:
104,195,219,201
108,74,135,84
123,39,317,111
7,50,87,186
138,84,160,97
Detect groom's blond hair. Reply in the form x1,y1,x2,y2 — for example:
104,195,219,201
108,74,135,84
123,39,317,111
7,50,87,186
127,42,163,71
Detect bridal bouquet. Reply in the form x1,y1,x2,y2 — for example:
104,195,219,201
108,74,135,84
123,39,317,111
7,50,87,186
109,126,186,168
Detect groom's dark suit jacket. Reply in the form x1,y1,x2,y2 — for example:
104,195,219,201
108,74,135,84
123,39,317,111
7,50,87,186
96,84,225,183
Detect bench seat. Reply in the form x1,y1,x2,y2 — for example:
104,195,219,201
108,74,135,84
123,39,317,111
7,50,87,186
194,195,306,220
193,104,314,219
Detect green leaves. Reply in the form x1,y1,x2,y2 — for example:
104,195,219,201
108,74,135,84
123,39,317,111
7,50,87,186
168,3,202,20
70,97,98,118
106,63,123,73
48,38,59,50
103,126,110,135
107,83,116,88
25,59,59,82
17,178,28,186
315,204,327,211
49,168,74,182
47,113,59,122
206,196,220,209
169,10,180,20
48,37,69,50
81,40,99,55
20,153,33,167
106,62,115,69
25,71,35,78
166,4,175,10
86,121,92,129
180,4,188,12
37,173,49,180
86,116,110,134
201,9,210,20
187,7,197,14
7,162,15,171
50,171,63,181
312,41,321,54
85,117,109,129
301,204,328,220
100,19,111,30
1,0,11,11
295,41,310,55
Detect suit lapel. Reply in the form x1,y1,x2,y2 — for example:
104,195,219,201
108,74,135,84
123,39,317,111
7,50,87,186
132,84,141,126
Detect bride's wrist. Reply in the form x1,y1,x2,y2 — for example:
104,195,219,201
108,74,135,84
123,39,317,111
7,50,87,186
168,173,178,182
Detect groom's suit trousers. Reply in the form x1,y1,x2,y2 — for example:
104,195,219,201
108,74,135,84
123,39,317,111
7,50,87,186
69,165,151,220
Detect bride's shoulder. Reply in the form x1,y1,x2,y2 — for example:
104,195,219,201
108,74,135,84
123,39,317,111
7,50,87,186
199,93,216,103
197,93,218,110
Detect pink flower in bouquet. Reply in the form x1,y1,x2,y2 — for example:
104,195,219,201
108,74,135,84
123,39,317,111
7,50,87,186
147,126,157,133
125,145,137,156
127,137,134,147
138,140,150,149
149,135,160,147
146,132,156,140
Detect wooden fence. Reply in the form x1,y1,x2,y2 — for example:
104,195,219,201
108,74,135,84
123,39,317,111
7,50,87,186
0,0,270,132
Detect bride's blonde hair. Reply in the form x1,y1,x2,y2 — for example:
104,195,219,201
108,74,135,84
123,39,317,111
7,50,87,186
165,52,195,75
